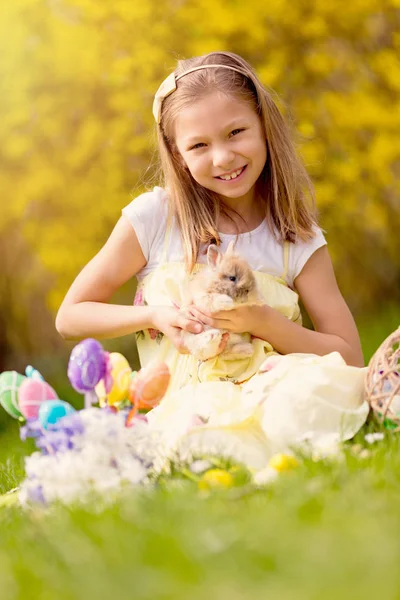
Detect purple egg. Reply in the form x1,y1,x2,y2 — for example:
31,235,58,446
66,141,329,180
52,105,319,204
67,338,107,392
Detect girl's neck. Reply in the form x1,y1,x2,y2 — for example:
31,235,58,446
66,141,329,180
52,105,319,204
217,197,265,235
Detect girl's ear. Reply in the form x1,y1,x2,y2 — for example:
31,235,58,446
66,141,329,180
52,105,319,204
207,244,222,268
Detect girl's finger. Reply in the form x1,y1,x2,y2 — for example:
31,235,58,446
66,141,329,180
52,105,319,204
187,307,208,321
177,315,203,334
169,330,190,354
177,342,190,354
199,317,228,330
193,313,215,327
217,332,230,353
210,309,235,319
180,307,201,321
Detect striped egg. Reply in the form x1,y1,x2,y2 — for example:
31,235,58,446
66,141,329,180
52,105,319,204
18,379,58,420
0,371,25,419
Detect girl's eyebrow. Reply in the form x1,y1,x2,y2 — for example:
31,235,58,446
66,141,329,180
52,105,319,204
184,120,248,144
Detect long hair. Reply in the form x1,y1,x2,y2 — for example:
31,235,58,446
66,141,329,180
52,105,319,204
156,51,317,272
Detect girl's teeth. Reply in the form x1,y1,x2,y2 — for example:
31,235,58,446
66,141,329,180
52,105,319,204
220,167,244,180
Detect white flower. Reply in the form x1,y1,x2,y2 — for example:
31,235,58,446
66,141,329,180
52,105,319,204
19,408,165,507
190,459,213,474
252,466,279,486
364,432,384,444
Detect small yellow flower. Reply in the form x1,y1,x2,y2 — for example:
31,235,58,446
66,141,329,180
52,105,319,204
198,469,234,490
268,454,299,472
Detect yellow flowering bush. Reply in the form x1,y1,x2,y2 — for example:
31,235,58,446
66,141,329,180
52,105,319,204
1,0,399,365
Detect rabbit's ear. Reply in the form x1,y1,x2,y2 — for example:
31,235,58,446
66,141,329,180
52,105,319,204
226,240,236,254
207,244,222,268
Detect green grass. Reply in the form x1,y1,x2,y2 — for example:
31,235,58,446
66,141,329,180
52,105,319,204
0,305,399,600
357,302,400,365
1,429,400,600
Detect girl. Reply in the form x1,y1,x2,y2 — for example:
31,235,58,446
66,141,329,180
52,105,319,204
56,52,368,464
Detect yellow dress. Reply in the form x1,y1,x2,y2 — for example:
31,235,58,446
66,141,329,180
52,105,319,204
134,229,369,470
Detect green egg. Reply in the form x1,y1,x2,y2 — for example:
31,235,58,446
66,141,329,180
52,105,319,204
0,371,25,419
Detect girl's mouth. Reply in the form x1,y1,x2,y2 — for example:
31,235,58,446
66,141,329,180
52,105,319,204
215,165,247,182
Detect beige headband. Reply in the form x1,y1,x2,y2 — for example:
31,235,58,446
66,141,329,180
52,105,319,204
152,64,248,124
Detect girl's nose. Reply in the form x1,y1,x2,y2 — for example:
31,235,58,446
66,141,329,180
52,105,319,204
212,145,235,169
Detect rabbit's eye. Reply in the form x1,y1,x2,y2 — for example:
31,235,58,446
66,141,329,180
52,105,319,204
228,275,236,282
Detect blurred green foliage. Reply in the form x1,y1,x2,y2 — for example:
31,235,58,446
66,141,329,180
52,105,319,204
0,0,399,371
2,429,400,599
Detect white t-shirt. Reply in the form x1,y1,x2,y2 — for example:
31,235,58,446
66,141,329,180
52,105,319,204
122,186,327,289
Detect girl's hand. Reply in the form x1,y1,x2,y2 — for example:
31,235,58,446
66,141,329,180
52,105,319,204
187,304,265,335
150,306,204,354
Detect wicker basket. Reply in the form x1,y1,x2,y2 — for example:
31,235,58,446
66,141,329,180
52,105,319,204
365,326,400,430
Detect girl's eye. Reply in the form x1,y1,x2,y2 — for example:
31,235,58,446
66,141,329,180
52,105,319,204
190,142,206,150
230,128,244,137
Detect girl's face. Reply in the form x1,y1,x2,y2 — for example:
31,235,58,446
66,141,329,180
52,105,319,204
174,92,267,208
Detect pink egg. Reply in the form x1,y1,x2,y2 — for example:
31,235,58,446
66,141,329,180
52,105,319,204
18,379,58,420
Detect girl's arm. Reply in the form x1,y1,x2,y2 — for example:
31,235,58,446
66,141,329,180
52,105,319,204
55,216,202,344
190,246,364,367
251,246,364,367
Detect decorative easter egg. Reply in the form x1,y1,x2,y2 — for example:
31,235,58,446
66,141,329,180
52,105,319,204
0,371,25,419
128,360,170,411
38,400,76,429
95,353,132,406
365,326,400,430
67,338,107,393
18,379,58,420
25,366,44,381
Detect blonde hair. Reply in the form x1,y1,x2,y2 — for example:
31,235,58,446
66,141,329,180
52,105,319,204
155,51,318,272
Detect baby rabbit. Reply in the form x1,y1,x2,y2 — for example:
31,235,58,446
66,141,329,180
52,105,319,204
180,241,264,361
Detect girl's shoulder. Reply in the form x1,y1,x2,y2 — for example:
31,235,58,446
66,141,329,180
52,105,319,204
287,225,327,287
122,186,169,223
121,187,169,264
223,221,326,288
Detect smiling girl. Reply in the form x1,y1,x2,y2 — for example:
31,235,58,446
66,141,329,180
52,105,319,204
56,52,368,459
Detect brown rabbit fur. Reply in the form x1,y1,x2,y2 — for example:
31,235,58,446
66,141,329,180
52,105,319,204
180,241,264,361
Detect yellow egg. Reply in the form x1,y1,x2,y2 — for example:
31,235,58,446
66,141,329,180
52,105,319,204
198,469,234,490
95,353,132,406
268,453,299,472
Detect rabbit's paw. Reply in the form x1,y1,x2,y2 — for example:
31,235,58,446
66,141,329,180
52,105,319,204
211,294,234,311
182,328,224,361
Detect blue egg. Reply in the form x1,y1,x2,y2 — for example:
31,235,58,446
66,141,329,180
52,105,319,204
25,366,44,381
38,400,76,429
